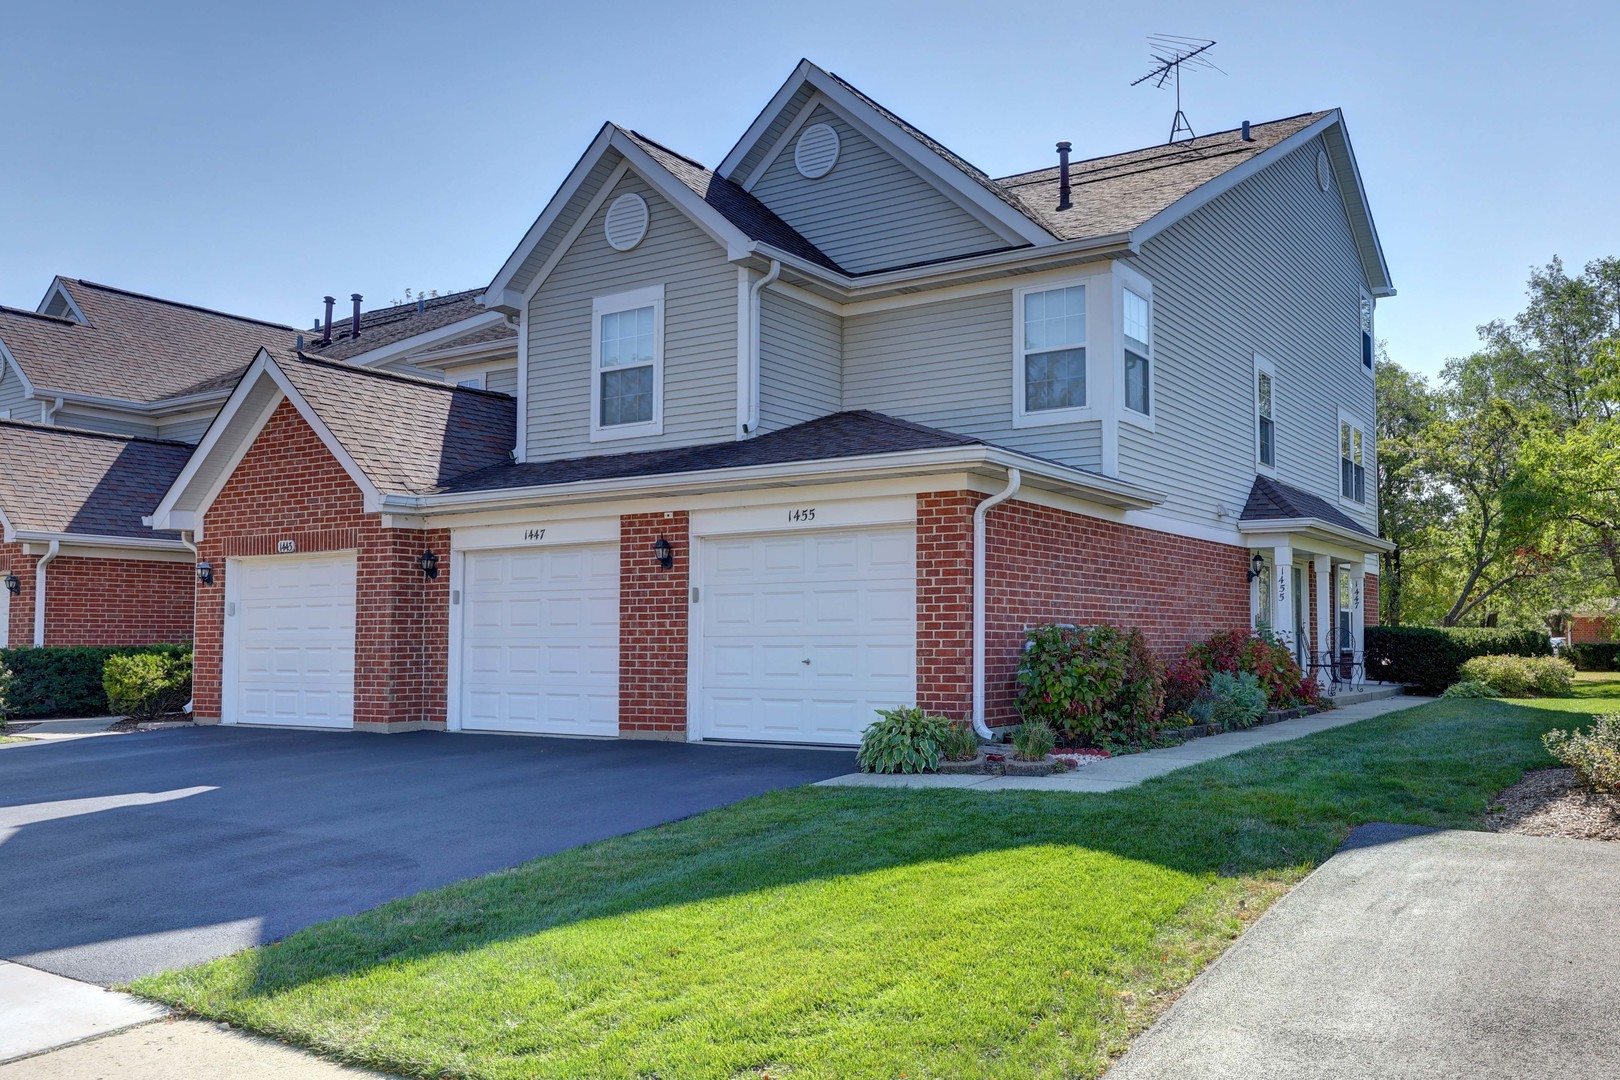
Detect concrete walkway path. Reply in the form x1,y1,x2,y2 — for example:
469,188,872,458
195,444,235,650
0,1018,395,1078
0,960,164,1063
818,694,1432,792
1106,825,1620,1079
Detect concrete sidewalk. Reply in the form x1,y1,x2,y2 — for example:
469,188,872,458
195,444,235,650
0,1018,395,1078
1105,825,1620,1079
818,693,1433,792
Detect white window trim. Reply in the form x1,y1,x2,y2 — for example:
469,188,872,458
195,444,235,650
1359,289,1375,378
1254,353,1277,476
1337,408,1368,508
589,284,665,443
1116,266,1155,429
1011,278,1096,429
455,374,485,390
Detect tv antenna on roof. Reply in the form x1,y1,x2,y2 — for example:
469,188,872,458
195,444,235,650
1131,35,1224,144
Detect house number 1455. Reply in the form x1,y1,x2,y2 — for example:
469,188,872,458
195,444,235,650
786,507,816,523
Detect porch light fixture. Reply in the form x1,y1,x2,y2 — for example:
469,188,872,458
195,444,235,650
3,573,18,595
652,536,674,570
195,561,213,586
417,551,440,580
1246,552,1265,582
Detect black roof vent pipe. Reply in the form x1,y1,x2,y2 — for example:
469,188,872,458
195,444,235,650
1241,120,1253,142
321,296,335,346
1056,141,1072,210
350,294,363,338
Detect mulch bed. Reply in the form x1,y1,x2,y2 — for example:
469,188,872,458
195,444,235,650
1486,767,1620,842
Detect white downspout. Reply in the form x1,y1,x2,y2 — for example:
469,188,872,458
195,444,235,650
971,468,1021,740
32,539,59,647
741,259,781,436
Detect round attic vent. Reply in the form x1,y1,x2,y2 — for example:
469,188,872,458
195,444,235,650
1316,150,1332,193
604,193,650,251
795,122,841,179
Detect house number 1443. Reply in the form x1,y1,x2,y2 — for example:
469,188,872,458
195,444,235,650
786,507,816,523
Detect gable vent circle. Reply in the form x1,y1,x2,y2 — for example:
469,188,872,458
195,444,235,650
604,193,650,251
1316,150,1332,193
794,123,841,179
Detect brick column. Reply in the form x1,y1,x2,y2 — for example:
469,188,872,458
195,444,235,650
1364,574,1380,627
915,492,977,721
354,527,450,732
619,511,689,739
0,545,37,648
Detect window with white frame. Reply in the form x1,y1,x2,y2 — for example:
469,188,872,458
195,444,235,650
1360,291,1374,371
1123,286,1151,416
1255,358,1276,470
590,285,663,438
1340,415,1366,503
455,375,484,389
1015,284,1086,419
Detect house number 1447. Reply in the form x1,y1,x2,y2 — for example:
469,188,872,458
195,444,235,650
523,528,546,541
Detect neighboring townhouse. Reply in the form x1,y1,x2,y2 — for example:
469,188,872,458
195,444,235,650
302,288,519,392
153,60,1394,744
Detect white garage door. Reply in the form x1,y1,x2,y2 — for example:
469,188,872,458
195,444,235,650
230,553,356,728
697,526,916,745
458,543,619,735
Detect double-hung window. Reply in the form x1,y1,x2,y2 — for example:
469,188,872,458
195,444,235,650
1360,291,1374,371
1339,415,1366,503
1014,283,1087,423
1255,356,1276,471
590,285,663,440
1122,287,1151,417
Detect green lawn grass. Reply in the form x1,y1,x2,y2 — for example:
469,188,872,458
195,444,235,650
132,681,1620,1079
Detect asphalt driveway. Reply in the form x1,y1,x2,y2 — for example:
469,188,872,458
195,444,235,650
1107,824,1620,1079
0,728,852,985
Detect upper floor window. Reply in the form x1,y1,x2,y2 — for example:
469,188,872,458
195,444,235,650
1014,283,1087,424
1340,414,1366,503
1254,356,1276,471
1360,291,1374,371
590,285,664,441
1123,287,1151,417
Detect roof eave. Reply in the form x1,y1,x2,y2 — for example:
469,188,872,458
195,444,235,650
11,529,189,554
1237,515,1394,553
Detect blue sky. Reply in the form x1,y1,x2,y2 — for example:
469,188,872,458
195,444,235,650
2,0,1616,378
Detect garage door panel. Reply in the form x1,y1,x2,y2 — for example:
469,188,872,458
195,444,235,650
458,543,619,736
697,526,915,746
231,555,357,729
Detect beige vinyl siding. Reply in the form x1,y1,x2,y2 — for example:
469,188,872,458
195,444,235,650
757,289,841,432
750,105,1008,274
484,367,518,397
379,357,438,379
843,290,1102,469
525,172,737,459
0,361,40,421
54,407,158,439
155,412,216,444
1120,137,1378,534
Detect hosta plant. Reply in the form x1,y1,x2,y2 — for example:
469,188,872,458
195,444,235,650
856,706,952,774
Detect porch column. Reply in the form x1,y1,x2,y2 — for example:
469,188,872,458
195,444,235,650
1353,566,1367,655
1271,544,1294,650
1313,554,1333,659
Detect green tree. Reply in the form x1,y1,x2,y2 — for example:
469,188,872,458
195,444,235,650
1374,356,1443,624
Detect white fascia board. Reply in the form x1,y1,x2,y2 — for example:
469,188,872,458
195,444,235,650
0,503,16,543
257,362,386,513
344,310,508,370
0,337,38,400
381,444,1163,517
720,61,1053,247
37,277,89,324
1236,515,1394,553
12,529,191,555
1322,119,1396,297
150,349,277,527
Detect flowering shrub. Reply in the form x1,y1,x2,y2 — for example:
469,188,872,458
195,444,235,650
1187,629,1314,708
1015,624,1166,745
1544,714,1620,797
1161,657,1208,716
1457,654,1575,698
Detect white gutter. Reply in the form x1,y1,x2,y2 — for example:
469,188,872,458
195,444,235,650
971,467,1021,740
1237,516,1395,553
741,259,781,435
15,530,190,553
32,539,59,647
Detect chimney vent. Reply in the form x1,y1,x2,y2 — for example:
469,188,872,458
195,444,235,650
321,296,335,346
296,333,305,351
1241,120,1253,142
350,294,363,338
1056,141,1072,211
417,297,426,315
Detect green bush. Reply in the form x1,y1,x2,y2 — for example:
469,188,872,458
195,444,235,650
1208,670,1267,730
1010,719,1057,761
1457,654,1574,698
0,644,191,718
1441,679,1501,699
1365,626,1552,693
938,719,979,762
104,648,193,723
857,706,952,774
1187,628,1315,708
1564,643,1620,672
1544,714,1620,797
0,659,12,730
1015,624,1165,745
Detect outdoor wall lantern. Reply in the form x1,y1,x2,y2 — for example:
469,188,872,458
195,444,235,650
417,551,440,580
652,536,674,570
1245,552,1265,582
195,561,214,586
3,572,18,595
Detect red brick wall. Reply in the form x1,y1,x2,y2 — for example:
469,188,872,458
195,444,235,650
0,542,192,647
1572,616,1614,644
1364,574,1379,627
195,400,449,728
915,491,1251,727
619,511,688,737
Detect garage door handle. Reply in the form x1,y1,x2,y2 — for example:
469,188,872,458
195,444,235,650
801,658,811,665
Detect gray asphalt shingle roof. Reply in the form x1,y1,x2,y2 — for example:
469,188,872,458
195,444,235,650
1240,474,1376,539
300,289,516,363
0,422,192,539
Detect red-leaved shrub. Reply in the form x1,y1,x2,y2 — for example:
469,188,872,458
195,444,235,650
1186,629,1315,708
